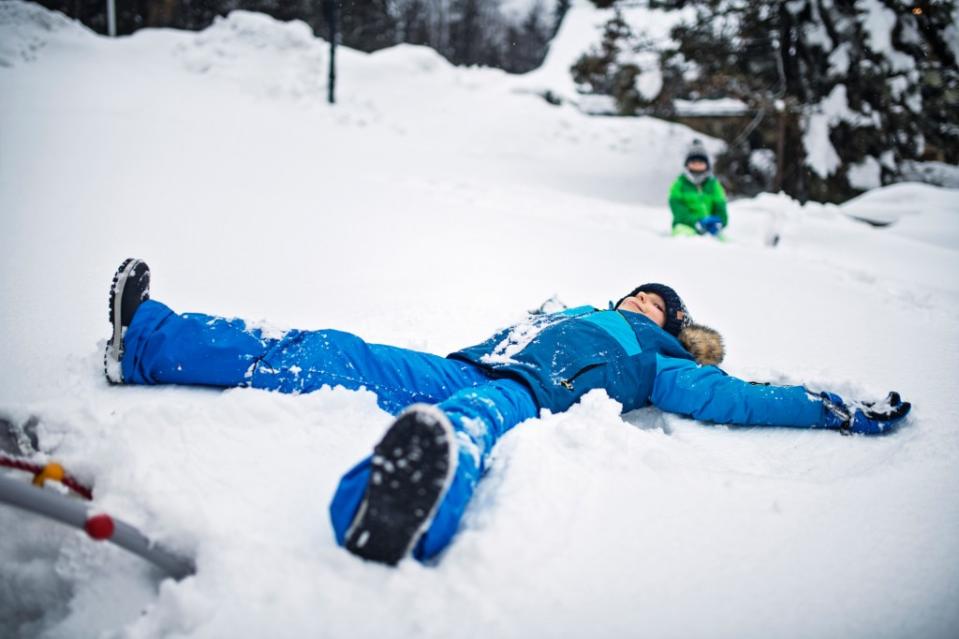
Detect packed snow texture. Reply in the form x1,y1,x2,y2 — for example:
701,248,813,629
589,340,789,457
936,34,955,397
847,155,882,190
2,3,959,638
803,84,881,178
901,160,959,189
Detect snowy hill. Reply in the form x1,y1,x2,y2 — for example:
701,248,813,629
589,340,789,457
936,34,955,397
1,2,959,638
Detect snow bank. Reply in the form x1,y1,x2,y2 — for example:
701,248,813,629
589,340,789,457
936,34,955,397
0,0,93,67
175,11,329,100
900,160,959,189
847,155,883,190
840,183,959,248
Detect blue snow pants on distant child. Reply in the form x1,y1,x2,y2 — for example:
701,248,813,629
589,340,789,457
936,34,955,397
121,299,539,561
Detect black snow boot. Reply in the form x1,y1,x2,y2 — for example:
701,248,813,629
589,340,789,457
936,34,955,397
345,404,458,565
104,258,150,384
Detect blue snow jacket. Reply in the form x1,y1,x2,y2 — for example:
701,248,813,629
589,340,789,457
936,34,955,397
450,306,693,413
450,305,825,428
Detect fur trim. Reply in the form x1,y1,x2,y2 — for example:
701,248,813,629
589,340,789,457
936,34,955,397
678,323,725,366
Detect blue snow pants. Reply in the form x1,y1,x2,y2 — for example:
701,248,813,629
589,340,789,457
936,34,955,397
122,300,539,561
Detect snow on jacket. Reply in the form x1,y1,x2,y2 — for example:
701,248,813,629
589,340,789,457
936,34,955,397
451,306,691,413
450,306,825,428
669,174,729,229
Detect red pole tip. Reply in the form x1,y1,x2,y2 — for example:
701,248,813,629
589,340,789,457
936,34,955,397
84,514,115,540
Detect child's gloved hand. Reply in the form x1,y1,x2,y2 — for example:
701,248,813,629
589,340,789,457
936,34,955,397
820,391,911,435
697,215,725,236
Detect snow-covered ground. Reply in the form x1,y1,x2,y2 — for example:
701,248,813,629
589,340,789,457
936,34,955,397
1,2,959,638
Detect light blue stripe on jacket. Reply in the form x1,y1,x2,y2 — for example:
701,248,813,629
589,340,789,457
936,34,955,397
580,311,643,356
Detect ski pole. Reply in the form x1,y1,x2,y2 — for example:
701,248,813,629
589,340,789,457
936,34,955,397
0,473,194,580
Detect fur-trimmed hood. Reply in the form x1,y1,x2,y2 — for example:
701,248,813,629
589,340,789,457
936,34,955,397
678,323,725,366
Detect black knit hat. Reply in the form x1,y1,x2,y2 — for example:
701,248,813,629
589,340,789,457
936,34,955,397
615,283,691,337
685,138,710,169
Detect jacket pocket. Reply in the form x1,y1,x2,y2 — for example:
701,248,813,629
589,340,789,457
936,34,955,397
559,362,605,391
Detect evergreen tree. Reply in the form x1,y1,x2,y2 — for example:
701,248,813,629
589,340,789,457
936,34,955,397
505,1,552,73
579,0,959,202
395,0,433,46
336,0,397,52
571,8,636,98
552,0,571,36
36,0,558,74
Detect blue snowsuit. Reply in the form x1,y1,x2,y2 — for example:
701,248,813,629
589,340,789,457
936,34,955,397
121,300,827,561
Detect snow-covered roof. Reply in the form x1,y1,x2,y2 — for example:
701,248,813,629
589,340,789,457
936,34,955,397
673,98,751,117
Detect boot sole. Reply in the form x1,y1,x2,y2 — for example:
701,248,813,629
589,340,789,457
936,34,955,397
104,258,140,384
344,404,458,565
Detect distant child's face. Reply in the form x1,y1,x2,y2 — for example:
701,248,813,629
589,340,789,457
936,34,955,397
616,292,666,328
686,159,708,173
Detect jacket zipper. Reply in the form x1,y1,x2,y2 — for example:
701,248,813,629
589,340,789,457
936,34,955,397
560,363,604,391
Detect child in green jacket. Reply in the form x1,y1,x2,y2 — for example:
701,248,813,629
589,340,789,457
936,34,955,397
669,139,728,237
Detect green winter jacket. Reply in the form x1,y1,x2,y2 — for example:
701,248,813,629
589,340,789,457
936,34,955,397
668,174,728,230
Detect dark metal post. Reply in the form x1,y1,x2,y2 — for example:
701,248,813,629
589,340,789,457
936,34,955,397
106,0,116,36
323,0,337,104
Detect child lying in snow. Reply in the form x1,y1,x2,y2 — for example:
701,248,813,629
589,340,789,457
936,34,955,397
104,259,911,565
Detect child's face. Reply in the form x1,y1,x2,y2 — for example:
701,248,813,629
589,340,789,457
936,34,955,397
686,159,708,173
616,292,666,328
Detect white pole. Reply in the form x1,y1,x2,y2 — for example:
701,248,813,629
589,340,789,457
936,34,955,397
106,0,116,37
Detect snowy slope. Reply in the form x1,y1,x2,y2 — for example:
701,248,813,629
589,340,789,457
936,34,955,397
2,3,959,638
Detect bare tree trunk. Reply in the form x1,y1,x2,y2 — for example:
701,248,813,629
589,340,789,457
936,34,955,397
145,0,178,28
